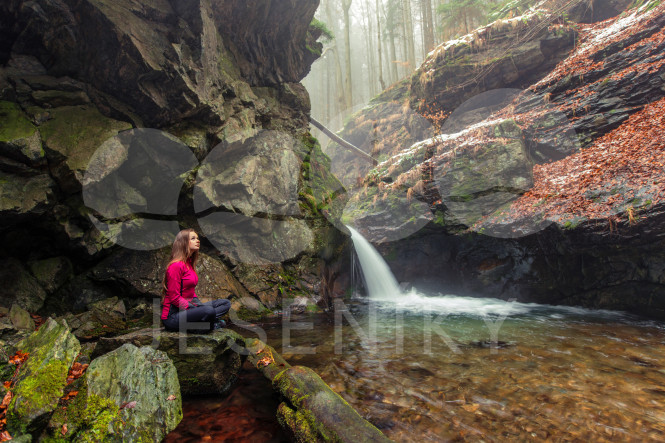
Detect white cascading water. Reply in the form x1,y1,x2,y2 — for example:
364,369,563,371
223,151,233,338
345,227,625,317
346,225,402,300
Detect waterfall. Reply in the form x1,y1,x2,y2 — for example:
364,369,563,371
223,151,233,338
346,226,402,300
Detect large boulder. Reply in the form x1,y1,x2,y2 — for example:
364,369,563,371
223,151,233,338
27,256,73,294
46,343,182,442
1,0,320,127
6,318,80,436
39,105,132,194
92,328,246,396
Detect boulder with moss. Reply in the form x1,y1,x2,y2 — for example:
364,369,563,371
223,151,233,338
45,343,182,442
92,328,246,396
6,318,80,437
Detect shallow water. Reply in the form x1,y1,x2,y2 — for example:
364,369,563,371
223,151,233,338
257,293,665,442
165,361,289,443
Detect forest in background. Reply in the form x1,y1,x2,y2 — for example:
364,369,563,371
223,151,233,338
304,0,548,131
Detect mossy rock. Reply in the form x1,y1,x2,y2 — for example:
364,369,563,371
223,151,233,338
46,344,182,442
92,328,246,396
0,101,45,167
39,105,132,193
0,171,56,221
27,257,73,294
6,318,80,436
273,366,392,442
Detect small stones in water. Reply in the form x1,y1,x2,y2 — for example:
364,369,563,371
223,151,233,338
468,340,514,349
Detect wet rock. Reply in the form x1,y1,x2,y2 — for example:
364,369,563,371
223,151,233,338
273,366,392,442
231,296,271,319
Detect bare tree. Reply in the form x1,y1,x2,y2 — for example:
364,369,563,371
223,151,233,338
402,0,416,71
324,0,346,118
421,0,435,54
342,0,354,110
376,0,386,90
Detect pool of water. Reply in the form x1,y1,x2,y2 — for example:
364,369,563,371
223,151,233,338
254,292,665,442
165,360,289,443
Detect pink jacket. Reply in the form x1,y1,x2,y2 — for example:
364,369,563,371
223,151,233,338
161,260,199,320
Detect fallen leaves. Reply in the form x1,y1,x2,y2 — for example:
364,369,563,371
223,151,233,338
0,351,29,440
61,391,79,401
255,347,275,368
66,362,88,385
8,351,28,366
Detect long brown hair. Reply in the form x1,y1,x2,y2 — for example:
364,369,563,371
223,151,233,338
161,228,200,301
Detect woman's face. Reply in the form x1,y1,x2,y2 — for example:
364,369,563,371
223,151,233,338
188,232,200,252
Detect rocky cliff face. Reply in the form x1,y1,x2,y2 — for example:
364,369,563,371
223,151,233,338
334,0,665,318
0,0,345,318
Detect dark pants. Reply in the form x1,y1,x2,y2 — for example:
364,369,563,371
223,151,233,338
162,299,231,332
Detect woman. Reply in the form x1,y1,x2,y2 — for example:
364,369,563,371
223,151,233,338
161,229,231,332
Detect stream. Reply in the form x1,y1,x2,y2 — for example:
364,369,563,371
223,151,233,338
261,296,665,441
171,226,665,441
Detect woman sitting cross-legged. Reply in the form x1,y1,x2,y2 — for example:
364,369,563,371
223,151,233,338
161,228,231,332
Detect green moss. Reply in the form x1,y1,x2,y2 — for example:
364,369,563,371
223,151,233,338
8,360,69,434
77,393,126,442
39,106,132,172
0,101,37,142
309,18,334,42
298,133,344,218
48,378,132,443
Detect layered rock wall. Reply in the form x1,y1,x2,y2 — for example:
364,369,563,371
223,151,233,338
0,0,345,319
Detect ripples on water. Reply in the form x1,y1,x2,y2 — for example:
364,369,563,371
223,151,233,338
261,293,665,442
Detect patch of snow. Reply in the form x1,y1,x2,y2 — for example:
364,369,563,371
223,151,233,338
376,118,506,171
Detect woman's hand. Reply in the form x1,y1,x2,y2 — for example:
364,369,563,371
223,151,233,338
188,297,202,309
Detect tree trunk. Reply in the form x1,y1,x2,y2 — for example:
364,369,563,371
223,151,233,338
342,0,354,111
324,0,345,117
376,0,386,90
362,0,376,98
421,0,435,54
387,0,399,82
402,0,416,71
